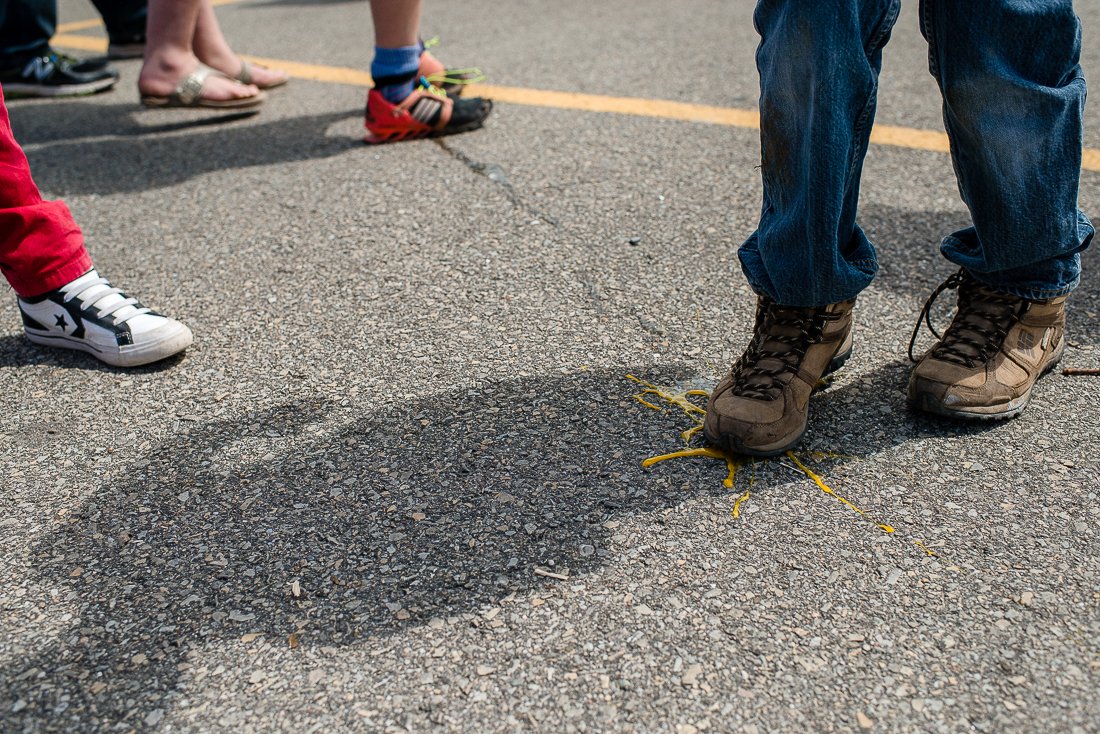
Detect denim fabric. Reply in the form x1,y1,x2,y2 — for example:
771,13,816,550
89,0,147,44
0,0,55,64
0,0,146,67
739,0,1094,306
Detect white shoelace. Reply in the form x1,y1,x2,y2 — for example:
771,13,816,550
63,273,151,326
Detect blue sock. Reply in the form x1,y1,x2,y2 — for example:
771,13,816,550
371,44,422,104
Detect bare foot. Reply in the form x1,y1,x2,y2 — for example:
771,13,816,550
139,54,260,102
197,48,289,89
235,59,289,89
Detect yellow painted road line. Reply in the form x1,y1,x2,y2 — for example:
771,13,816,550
240,55,375,87
49,34,107,53
471,83,762,129
1084,149,1100,171
55,19,102,33
49,33,1100,172
869,124,949,154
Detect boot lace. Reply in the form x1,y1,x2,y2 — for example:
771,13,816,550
907,269,1027,368
731,299,841,400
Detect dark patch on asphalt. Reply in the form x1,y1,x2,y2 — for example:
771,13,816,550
0,362,1033,730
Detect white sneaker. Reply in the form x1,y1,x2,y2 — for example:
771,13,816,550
17,270,193,367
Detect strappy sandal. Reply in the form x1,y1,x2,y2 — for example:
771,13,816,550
233,58,289,90
140,63,265,109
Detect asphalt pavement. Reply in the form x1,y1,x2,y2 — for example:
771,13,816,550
2,1,1099,732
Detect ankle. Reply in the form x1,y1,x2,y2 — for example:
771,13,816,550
373,73,419,104
193,47,239,76
371,44,421,103
139,51,197,83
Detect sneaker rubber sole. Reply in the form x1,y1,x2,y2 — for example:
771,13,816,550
25,324,193,367
1,77,118,98
363,114,487,144
364,92,492,145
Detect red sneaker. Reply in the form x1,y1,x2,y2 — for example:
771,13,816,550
364,79,492,144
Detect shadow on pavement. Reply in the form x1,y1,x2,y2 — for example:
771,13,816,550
860,203,1100,346
9,102,364,196
0,333,186,372
0,360,1001,730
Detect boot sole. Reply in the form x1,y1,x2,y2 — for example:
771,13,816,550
907,343,1064,421
703,343,853,458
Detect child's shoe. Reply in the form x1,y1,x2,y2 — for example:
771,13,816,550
364,78,491,144
17,270,193,367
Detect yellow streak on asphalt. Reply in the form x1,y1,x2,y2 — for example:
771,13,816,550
48,32,1100,172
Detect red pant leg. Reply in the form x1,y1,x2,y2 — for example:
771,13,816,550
0,85,91,298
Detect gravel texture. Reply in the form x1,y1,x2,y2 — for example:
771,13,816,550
2,1,1098,732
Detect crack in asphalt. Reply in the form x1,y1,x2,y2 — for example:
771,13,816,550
433,141,652,317
434,139,561,227
433,139,617,314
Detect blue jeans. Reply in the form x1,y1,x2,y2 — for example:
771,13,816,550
739,0,1094,306
0,0,146,68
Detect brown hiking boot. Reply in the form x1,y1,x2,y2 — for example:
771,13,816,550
704,297,855,457
907,269,1066,419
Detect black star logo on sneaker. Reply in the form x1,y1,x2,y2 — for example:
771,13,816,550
54,314,68,330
